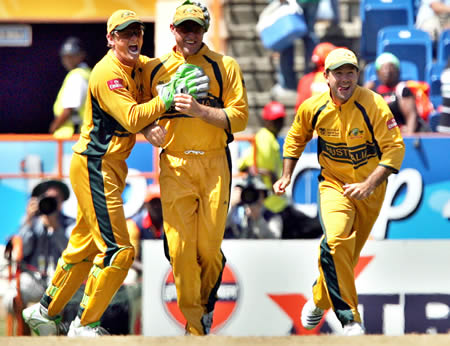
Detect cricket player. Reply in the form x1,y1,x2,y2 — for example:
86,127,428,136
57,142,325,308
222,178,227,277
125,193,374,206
142,0,248,335
273,48,405,335
22,9,209,337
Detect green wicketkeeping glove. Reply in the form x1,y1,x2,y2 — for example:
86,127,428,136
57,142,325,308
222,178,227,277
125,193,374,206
158,64,210,110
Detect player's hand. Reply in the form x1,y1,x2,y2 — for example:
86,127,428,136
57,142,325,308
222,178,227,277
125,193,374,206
273,176,291,195
24,197,39,225
141,124,167,147
173,94,203,116
343,182,374,200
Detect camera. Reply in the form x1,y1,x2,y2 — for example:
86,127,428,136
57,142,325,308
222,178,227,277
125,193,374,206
38,196,58,215
238,175,268,205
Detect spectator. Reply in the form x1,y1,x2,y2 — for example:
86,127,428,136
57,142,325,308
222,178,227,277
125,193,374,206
416,0,450,50
2,180,74,335
49,37,91,138
238,101,285,190
364,52,431,135
295,41,336,110
438,60,450,132
238,100,290,216
271,0,320,98
225,175,282,239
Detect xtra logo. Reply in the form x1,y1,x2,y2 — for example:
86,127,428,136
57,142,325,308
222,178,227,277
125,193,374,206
268,255,374,335
162,264,240,332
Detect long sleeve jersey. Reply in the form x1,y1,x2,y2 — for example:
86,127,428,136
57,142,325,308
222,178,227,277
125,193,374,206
284,85,405,185
142,44,248,152
73,50,166,160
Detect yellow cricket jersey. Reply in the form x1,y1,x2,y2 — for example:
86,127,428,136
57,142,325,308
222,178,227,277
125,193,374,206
239,127,282,186
73,50,166,160
284,86,405,185
142,44,248,151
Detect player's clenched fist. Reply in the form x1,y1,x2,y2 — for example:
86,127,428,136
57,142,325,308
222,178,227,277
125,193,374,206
141,124,167,147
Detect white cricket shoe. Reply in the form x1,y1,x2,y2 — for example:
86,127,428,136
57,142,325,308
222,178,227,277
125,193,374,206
343,321,365,336
68,317,109,337
201,311,214,334
301,299,324,330
22,303,67,336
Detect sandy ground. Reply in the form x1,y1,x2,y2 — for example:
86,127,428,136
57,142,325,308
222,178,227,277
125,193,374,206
1,335,450,346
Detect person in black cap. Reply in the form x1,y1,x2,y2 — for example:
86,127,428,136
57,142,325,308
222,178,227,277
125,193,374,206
49,36,91,138
2,179,75,335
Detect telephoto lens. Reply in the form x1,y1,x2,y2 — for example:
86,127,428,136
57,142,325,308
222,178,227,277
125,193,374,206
38,196,58,215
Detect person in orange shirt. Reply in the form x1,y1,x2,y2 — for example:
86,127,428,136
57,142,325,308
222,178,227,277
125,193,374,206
295,42,336,111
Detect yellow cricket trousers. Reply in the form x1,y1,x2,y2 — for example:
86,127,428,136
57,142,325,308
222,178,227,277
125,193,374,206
312,179,386,326
160,149,231,335
42,153,134,325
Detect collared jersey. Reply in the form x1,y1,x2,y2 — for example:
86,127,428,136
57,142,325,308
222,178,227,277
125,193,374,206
284,85,405,185
142,44,248,152
73,50,166,160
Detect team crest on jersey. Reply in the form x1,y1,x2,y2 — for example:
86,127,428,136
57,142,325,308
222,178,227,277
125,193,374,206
107,79,124,90
318,128,340,137
348,128,364,139
386,118,398,130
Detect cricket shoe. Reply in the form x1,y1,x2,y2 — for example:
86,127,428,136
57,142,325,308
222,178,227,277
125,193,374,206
343,321,365,336
301,298,324,330
201,311,214,334
68,317,109,337
22,303,67,336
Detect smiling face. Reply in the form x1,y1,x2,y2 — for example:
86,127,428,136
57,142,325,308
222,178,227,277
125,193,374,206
107,23,144,67
171,21,205,58
324,64,359,106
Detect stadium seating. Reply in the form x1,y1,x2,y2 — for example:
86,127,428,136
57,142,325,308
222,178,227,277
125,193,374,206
363,60,419,84
437,29,450,65
426,61,446,108
377,26,433,82
360,0,414,62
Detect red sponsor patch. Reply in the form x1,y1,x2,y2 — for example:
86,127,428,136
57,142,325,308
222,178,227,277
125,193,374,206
387,118,398,130
107,79,124,90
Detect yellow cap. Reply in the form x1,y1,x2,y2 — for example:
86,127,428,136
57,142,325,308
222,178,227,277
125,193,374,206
173,4,207,30
107,9,144,34
324,48,359,71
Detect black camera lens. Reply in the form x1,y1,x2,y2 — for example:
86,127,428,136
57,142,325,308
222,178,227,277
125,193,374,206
240,186,260,205
38,196,58,215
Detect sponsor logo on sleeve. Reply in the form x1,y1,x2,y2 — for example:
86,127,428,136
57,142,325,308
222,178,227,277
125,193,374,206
107,79,124,90
387,118,398,130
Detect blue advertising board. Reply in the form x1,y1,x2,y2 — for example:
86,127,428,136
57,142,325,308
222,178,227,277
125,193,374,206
0,136,449,243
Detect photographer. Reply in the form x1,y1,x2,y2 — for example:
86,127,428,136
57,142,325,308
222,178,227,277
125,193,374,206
225,175,282,239
3,180,74,334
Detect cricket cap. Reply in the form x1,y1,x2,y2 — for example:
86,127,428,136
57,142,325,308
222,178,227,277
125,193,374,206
173,2,208,31
262,101,286,121
324,48,359,71
107,9,144,34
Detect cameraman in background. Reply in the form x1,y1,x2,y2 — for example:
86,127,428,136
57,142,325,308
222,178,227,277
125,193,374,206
3,180,74,335
225,175,282,239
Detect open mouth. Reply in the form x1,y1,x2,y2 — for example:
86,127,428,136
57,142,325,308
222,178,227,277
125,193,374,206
129,44,139,54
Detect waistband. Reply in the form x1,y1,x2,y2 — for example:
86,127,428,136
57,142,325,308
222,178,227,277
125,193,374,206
162,147,228,158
